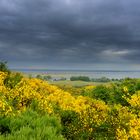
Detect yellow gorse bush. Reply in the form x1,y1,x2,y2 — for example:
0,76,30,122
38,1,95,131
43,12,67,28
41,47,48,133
128,91,140,109
0,96,12,116
1,71,140,139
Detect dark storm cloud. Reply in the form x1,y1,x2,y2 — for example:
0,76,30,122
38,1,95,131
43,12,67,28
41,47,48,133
0,0,140,69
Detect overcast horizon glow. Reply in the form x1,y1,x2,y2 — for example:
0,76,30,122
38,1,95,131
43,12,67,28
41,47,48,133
0,0,140,70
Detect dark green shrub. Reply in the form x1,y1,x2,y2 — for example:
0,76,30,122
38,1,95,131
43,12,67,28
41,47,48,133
0,117,11,135
0,110,64,140
4,72,23,89
43,75,52,81
0,61,10,74
91,85,113,104
111,84,129,106
36,74,43,80
70,76,90,82
59,110,81,139
121,78,137,95
91,77,111,82
110,78,139,106
136,81,140,90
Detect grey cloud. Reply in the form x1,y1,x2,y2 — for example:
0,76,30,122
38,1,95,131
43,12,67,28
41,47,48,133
0,0,140,69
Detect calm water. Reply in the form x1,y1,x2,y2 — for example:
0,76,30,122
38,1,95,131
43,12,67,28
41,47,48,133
12,69,140,79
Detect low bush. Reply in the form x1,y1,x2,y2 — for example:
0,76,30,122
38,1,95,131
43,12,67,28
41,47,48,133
4,72,23,89
1,70,140,139
70,76,90,82
0,110,64,140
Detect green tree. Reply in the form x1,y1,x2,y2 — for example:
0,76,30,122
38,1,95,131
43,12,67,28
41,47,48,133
0,61,10,73
36,74,43,80
43,75,52,81
70,76,90,82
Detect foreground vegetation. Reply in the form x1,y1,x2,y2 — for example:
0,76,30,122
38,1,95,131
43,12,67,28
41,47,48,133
1,63,140,139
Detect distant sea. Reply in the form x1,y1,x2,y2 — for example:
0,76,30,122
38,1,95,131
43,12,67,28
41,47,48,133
12,69,140,79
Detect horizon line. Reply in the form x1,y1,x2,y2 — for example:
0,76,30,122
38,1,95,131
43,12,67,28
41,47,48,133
11,68,140,72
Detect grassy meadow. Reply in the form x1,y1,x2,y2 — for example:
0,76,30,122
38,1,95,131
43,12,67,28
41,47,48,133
49,80,109,87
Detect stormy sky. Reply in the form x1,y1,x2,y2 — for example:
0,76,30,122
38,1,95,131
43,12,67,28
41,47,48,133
0,0,140,70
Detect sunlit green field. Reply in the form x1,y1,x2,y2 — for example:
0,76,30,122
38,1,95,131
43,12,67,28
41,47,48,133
49,80,109,87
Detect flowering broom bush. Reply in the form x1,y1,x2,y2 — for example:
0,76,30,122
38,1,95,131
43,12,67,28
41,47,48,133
0,71,140,139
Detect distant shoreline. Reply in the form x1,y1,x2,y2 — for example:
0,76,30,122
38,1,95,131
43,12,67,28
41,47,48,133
11,68,140,73
11,69,140,79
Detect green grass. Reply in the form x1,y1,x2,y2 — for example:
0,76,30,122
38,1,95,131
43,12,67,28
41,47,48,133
0,110,64,140
49,80,109,87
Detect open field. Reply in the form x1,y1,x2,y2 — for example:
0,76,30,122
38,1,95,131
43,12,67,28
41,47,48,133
49,80,110,87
